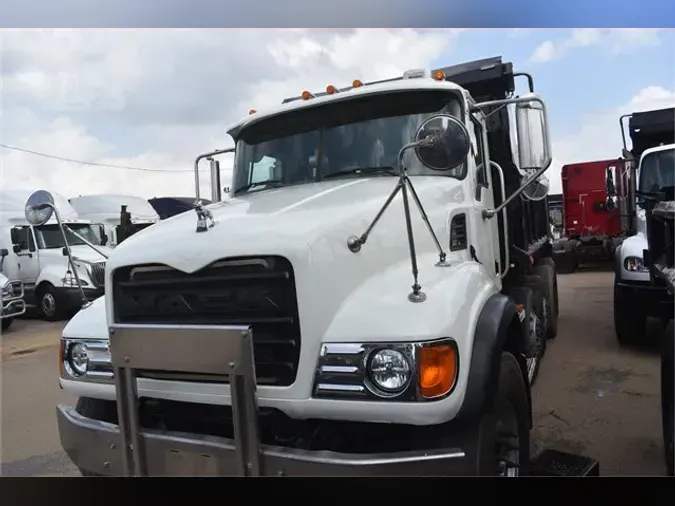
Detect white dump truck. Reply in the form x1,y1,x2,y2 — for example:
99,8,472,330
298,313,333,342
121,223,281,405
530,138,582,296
612,108,674,345
49,57,600,477
69,194,160,248
0,188,112,320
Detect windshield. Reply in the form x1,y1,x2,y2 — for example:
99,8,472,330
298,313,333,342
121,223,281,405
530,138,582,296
35,224,102,249
639,148,675,193
233,90,466,194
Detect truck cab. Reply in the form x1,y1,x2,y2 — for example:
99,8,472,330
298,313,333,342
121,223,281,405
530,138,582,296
69,194,160,248
51,57,575,477
0,188,112,321
613,107,674,345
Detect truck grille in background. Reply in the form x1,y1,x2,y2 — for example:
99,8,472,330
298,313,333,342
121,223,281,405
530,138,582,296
112,256,301,387
89,262,106,289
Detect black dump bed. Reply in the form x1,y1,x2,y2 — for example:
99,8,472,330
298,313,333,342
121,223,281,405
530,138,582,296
629,107,675,160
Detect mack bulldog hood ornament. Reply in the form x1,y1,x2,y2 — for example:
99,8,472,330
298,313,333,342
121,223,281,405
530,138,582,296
194,200,216,233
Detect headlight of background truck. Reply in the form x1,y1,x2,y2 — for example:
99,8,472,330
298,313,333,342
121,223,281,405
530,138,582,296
624,256,649,272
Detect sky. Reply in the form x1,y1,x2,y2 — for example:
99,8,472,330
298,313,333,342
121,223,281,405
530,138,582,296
0,28,673,200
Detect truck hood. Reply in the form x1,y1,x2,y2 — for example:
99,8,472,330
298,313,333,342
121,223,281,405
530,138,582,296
106,176,469,337
109,177,466,271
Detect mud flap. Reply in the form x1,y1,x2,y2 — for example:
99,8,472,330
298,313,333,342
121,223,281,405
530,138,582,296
109,324,260,476
530,449,600,476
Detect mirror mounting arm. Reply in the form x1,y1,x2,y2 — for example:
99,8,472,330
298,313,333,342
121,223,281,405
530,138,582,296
347,136,451,304
473,94,552,220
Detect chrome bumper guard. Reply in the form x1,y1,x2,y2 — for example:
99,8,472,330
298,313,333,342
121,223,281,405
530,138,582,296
1,281,26,320
59,323,467,476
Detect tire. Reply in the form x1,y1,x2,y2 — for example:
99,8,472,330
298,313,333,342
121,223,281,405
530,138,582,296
613,276,647,346
508,286,544,386
1,317,14,332
537,258,559,316
522,280,547,385
531,263,559,339
555,251,576,274
474,352,531,476
37,283,62,321
75,397,118,476
661,321,674,476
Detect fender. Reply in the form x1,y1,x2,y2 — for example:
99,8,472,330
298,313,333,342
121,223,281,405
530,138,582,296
456,293,519,421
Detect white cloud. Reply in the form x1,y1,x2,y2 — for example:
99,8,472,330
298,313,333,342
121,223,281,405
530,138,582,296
530,40,557,63
529,29,664,64
547,84,675,194
0,29,460,199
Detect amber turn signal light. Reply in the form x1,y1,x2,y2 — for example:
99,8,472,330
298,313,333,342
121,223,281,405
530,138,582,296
419,343,457,398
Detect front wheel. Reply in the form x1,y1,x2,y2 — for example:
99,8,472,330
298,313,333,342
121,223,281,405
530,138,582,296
474,352,531,476
37,283,62,321
1,317,14,332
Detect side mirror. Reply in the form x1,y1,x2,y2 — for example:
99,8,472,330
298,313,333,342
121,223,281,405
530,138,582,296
24,190,55,226
101,233,108,246
413,114,471,171
12,244,21,254
62,246,69,256
515,93,551,172
1,248,9,257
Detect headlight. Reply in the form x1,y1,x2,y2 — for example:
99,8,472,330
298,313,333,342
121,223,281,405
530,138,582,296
67,342,89,375
1,282,11,298
60,338,113,382
624,256,648,272
367,349,411,393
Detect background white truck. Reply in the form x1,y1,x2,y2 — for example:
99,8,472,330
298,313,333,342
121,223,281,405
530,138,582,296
69,194,160,248
0,188,112,321
52,57,599,477
612,107,674,345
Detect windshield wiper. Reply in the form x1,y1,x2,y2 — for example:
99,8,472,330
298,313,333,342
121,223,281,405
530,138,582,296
322,166,397,180
235,180,285,194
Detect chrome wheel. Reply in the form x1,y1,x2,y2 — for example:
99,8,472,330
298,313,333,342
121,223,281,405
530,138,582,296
41,292,56,317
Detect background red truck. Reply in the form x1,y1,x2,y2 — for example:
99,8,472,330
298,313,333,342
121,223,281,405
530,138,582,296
553,158,630,273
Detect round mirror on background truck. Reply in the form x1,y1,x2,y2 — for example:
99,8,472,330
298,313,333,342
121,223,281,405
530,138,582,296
24,190,55,226
414,114,471,171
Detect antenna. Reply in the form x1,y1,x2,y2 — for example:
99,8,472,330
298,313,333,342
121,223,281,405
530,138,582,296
346,114,471,303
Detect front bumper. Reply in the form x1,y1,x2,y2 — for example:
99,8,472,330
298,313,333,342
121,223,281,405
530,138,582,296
616,280,673,318
57,404,468,476
1,281,26,320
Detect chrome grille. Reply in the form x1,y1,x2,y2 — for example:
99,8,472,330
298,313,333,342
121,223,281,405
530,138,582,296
111,256,301,387
89,262,106,289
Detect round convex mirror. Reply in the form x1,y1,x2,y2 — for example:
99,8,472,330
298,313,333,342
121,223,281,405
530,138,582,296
25,190,55,226
414,114,471,171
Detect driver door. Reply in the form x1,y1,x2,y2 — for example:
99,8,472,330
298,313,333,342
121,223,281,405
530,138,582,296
10,226,40,284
